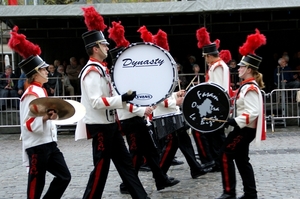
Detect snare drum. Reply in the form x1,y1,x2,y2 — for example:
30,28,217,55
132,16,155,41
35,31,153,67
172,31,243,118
182,82,230,133
152,112,185,139
111,42,178,107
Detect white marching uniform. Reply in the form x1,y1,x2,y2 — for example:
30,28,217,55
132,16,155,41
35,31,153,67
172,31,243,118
207,58,230,93
79,60,123,125
152,92,180,117
234,78,264,145
20,83,57,167
117,103,146,120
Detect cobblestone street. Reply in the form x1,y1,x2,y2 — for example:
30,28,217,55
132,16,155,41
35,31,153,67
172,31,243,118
1,127,300,199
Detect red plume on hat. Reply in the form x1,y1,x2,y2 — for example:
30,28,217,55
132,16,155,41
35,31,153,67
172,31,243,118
196,27,211,49
153,29,169,51
239,28,266,56
82,6,107,31
137,26,154,43
8,26,41,59
214,39,220,49
220,50,232,64
108,21,130,48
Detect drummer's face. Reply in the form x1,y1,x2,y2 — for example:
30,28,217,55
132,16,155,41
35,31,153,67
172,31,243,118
98,43,109,59
204,54,212,65
238,65,247,78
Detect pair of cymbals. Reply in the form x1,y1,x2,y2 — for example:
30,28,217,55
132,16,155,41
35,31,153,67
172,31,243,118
29,97,86,125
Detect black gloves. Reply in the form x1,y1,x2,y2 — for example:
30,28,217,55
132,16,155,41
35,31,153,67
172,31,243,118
226,118,238,127
121,91,137,102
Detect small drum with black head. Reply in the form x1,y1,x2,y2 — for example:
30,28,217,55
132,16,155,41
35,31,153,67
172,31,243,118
182,82,230,133
111,42,178,107
152,112,185,139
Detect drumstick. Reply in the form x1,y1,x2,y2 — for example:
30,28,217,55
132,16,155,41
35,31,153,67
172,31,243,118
178,79,181,91
185,75,198,91
203,117,227,123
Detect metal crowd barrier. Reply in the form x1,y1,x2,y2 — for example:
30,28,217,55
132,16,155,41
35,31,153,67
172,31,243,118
1,90,300,133
269,88,300,132
0,97,20,127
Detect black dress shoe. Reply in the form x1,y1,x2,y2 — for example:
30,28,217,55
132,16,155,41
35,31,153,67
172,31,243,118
210,165,221,172
201,160,215,169
216,193,236,199
191,168,208,179
156,178,180,191
167,175,175,181
139,163,151,172
119,183,129,194
171,158,184,166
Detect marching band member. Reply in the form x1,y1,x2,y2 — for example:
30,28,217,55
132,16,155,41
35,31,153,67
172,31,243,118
216,29,266,199
77,7,149,199
117,102,180,192
9,26,71,199
108,20,180,194
193,27,231,172
153,90,209,179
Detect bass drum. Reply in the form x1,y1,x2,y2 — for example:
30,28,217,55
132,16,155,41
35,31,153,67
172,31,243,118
182,82,230,133
111,42,178,107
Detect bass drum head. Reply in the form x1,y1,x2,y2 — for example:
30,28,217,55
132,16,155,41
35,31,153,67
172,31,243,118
112,42,177,107
182,82,230,133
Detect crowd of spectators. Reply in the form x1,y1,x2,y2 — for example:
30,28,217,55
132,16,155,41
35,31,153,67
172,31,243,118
1,51,300,110
0,56,86,110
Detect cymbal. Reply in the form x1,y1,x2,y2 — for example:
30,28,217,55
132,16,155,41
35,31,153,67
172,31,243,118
29,97,75,120
52,99,86,125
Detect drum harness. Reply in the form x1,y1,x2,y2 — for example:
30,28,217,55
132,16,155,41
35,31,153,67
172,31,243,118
79,63,116,122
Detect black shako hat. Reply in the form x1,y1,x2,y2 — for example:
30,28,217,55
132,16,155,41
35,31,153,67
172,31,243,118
202,43,219,56
109,47,125,66
18,55,49,78
82,30,109,49
237,54,262,69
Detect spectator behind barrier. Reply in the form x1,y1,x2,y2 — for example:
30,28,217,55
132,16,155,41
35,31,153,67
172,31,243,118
44,64,62,96
273,57,300,89
57,65,74,96
0,65,19,110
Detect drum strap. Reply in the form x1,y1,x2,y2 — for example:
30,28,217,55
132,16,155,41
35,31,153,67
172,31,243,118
79,63,107,81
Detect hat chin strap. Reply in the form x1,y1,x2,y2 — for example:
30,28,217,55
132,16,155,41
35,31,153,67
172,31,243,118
35,68,48,80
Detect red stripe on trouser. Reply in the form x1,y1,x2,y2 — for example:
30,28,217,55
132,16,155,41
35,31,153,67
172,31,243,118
132,155,137,168
159,138,173,168
29,178,37,199
195,131,206,158
222,153,230,192
89,158,104,199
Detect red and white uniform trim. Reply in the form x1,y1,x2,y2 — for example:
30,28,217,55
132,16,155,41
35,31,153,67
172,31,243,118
234,78,265,145
79,59,123,124
153,92,180,117
20,82,57,167
206,58,231,95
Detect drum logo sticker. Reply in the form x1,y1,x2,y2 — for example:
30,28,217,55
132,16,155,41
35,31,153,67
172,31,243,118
136,93,153,100
189,91,219,126
122,58,164,68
